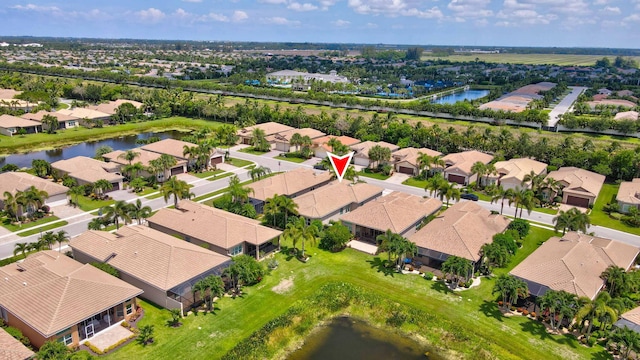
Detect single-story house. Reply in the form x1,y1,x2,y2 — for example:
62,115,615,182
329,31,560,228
586,99,637,110
57,108,111,122
545,167,605,207
0,89,33,112
312,135,361,159
341,191,443,242
392,147,442,176
21,111,81,130
0,324,35,359
248,168,332,213
272,128,326,153
510,232,639,300
409,201,510,270
442,150,494,185
71,226,231,312
350,141,400,168
87,99,144,115
147,200,282,260
103,148,187,182
141,138,224,170
614,111,639,121
0,251,142,349
615,307,640,334
616,178,640,213
0,114,42,136
486,158,548,190
294,181,383,224
598,88,613,96
51,156,124,192
236,122,295,146
0,172,69,211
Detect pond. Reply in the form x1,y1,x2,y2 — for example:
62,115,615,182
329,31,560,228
0,130,186,169
287,317,441,360
431,89,490,104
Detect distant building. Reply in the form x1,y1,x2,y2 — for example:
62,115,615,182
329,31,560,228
267,70,349,90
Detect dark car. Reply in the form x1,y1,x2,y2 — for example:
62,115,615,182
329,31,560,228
460,193,479,201
313,163,326,170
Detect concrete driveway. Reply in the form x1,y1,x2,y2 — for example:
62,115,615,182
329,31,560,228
385,173,410,185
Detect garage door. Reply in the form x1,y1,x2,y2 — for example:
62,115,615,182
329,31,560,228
566,195,589,208
242,138,252,145
211,156,223,165
171,166,185,176
398,166,414,175
108,182,120,192
447,174,466,184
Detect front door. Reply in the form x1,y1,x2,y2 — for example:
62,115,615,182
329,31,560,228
85,323,94,339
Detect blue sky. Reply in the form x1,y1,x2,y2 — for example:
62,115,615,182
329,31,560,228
2,0,639,48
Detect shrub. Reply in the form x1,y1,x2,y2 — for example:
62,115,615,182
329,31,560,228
267,258,279,270
610,212,624,220
508,219,530,238
90,262,119,277
587,336,597,347
121,321,130,328
522,310,529,316
424,272,434,280
498,301,503,306
41,205,50,213
319,221,352,252
4,326,30,346
516,307,523,313
386,310,407,327
136,325,155,346
85,341,103,355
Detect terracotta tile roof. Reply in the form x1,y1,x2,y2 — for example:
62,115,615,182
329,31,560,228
272,128,326,143
546,167,605,198
392,147,442,167
510,232,639,300
249,168,332,201
141,138,198,160
103,149,185,168
0,251,142,338
0,327,35,360
21,110,79,122
87,99,143,115
614,111,639,121
147,200,282,249
237,122,295,137
587,99,637,109
442,150,494,175
341,192,442,234
0,172,68,198
0,114,41,128
71,226,231,291
312,135,361,152
0,89,21,99
52,156,123,184
350,141,400,159
492,158,547,183
57,108,110,120
409,201,510,262
619,306,640,327
294,181,383,219
617,179,640,205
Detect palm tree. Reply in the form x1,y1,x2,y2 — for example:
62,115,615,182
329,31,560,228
601,265,627,298
490,186,513,215
553,210,572,235
20,186,48,217
376,229,397,264
518,189,537,218
100,200,132,231
396,237,417,268
429,156,446,173
575,292,618,340
161,177,193,209
263,195,280,228
129,177,147,193
611,326,640,359
470,161,486,189
118,150,140,165
416,152,433,178
492,274,528,309
439,182,461,207
281,220,302,254
3,191,21,223
205,275,225,312
67,185,85,207
290,132,303,152
92,179,113,197
38,231,57,250
251,128,270,152
553,208,590,235
54,230,69,252
227,175,254,205
249,166,272,181
88,217,104,230
192,279,209,308
290,217,318,258
279,196,299,226
122,162,145,180
13,242,30,258
128,199,152,225
441,256,473,284
522,170,545,192
425,173,447,198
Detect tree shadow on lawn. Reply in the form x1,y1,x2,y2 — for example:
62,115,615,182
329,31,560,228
430,280,455,295
479,300,504,323
591,349,613,360
366,257,395,277
520,318,578,348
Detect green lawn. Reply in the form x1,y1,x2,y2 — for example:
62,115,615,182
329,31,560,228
106,227,607,360
136,187,159,196
402,177,427,189
494,227,555,276
358,168,391,180
589,183,640,236
192,169,225,179
227,157,253,168
533,206,558,215
17,221,69,237
420,53,640,66
274,155,307,163
56,103,69,110
238,147,269,155
1,216,61,233
76,195,115,212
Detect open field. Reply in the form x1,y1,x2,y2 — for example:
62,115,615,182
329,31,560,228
421,53,640,66
106,227,606,360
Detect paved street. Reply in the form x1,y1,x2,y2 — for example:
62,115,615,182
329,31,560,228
547,86,587,127
1,146,639,259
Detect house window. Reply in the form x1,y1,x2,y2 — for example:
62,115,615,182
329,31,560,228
230,245,243,256
116,305,124,317
0,307,7,322
58,333,73,346
68,121,75,127
126,303,134,315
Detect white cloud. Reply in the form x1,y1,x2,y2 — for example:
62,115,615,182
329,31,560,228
10,3,60,12
496,7,558,25
347,0,443,19
67,8,112,20
171,8,230,23
447,0,493,18
593,0,609,4
173,8,190,19
365,22,378,28
288,2,319,11
599,6,620,14
623,13,640,23
332,19,351,27
262,16,301,25
320,0,338,10
475,18,489,26
202,12,229,22
135,8,166,23
232,10,248,22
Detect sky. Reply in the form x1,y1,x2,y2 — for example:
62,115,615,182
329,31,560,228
1,0,640,48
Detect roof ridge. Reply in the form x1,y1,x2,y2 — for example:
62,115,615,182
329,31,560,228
47,276,72,335
452,220,475,260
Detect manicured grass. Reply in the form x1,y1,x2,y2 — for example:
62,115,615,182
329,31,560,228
136,187,159,196
0,117,223,156
421,53,640,66
358,168,391,180
17,221,69,237
533,206,558,215
227,157,253,168
192,169,224,179
467,190,492,202
238,147,269,155
56,103,69,110
274,155,307,163
145,192,165,200
1,215,61,232
106,230,606,360
494,227,555,275
0,250,38,266
589,184,640,236
402,176,427,189
77,195,115,212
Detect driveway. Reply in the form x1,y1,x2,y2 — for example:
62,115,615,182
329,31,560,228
547,86,587,127
385,173,410,185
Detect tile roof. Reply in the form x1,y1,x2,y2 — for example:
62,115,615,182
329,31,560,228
51,156,123,184
340,192,442,234
350,141,400,159
587,99,637,109
510,232,639,300
392,147,442,167
271,128,326,143
616,179,640,205
0,251,142,338
237,122,295,137
294,181,383,219
492,158,548,184
0,89,21,99
87,99,143,115
57,108,110,120
103,148,181,168
0,327,35,360
409,201,510,262
21,110,79,122
249,168,332,201
619,306,640,328
614,111,639,121
546,167,605,198
312,135,361,152
0,172,68,198
71,226,231,291
147,200,282,249
0,114,42,129
442,150,494,175
141,138,198,160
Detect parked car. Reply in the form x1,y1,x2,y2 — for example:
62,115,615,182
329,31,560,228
460,193,479,201
313,163,326,170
